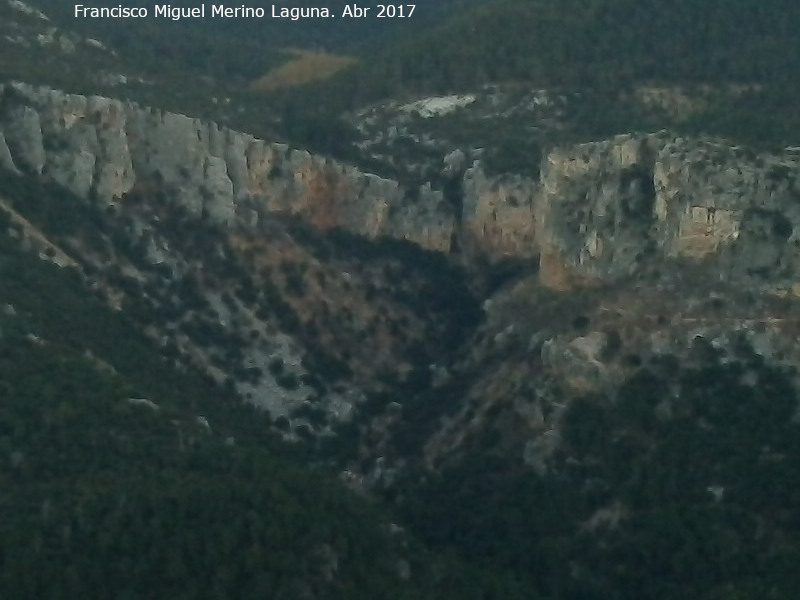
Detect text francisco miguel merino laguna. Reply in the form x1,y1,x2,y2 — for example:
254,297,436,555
73,4,413,19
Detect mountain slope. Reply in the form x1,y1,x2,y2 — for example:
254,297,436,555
4,2,800,598
0,177,525,600
288,0,800,158
332,0,800,95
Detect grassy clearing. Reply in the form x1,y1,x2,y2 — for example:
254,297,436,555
251,49,358,92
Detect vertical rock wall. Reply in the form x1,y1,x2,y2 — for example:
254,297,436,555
4,82,800,292
0,82,455,251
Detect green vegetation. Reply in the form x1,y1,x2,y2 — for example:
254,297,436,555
7,0,800,175
4,2,800,597
0,0,481,145
396,353,800,599
287,0,800,163
324,0,800,99
0,177,529,599
0,324,476,599
292,223,483,359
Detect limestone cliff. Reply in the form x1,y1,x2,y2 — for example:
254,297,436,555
460,164,538,259
536,132,800,292
4,81,800,293
0,82,454,251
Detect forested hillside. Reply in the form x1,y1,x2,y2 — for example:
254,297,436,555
395,358,800,599
9,0,800,161
289,0,800,152
31,0,483,81
0,178,523,599
329,0,800,97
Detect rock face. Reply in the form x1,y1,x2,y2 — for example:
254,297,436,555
3,81,800,290
537,132,800,291
0,82,454,251
461,164,538,259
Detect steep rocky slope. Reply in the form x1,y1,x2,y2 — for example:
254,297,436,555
0,210,513,600
7,82,800,276
4,84,800,428
0,84,485,436
4,78,800,598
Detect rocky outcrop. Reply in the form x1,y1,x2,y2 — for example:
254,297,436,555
0,82,454,251
4,81,800,290
537,134,659,282
461,165,538,259
536,132,800,291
